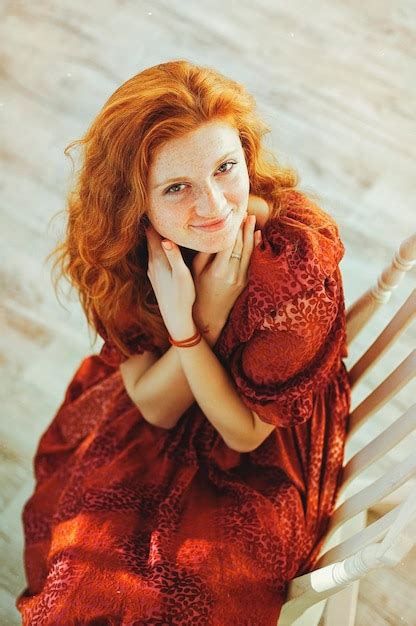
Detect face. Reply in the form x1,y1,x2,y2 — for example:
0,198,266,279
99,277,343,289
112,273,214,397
146,120,250,253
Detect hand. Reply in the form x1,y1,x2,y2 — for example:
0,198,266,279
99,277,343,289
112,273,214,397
191,213,261,336
145,223,196,338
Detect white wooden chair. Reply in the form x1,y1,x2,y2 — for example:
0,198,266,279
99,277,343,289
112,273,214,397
277,233,416,626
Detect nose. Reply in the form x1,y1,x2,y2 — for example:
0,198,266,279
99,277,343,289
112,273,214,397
194,183,228,218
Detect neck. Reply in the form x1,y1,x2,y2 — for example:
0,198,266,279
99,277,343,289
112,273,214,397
180,245,199,269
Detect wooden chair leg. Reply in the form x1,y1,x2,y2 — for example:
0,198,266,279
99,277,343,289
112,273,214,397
323,580,360,626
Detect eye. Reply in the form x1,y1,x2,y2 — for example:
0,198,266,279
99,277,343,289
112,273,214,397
165,183,185,195
164,160,238,195
217,160,237,174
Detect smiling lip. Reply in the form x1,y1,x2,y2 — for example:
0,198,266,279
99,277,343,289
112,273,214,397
191,211,232,231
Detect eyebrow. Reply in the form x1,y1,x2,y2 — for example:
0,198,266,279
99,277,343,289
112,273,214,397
153,150,239,189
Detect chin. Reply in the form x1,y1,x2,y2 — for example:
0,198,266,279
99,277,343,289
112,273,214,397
195,240,234,254
180,211,244,253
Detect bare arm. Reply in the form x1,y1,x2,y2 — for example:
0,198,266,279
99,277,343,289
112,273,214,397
171,318,275,452
121,318,274,450
120,324,222,430
121,319,274,451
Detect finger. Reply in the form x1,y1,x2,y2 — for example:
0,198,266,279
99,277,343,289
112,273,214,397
238,214,257,283
192,251,214,275
231,217,244,257
160,240,187,273
146,225,169,265
211,212,246,273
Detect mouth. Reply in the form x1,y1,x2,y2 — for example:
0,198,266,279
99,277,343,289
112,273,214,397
191,210,232,232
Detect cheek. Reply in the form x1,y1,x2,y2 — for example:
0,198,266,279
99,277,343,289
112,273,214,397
234,167,250,193
232,168,250,197
147,210,167,233
149,209,184,239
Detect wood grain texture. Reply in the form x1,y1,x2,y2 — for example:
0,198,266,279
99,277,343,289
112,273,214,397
1,1,415,624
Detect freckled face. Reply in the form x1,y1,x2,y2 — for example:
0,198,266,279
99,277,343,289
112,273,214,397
146,120,250,253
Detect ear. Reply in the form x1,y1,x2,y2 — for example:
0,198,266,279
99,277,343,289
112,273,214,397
141,214,150,229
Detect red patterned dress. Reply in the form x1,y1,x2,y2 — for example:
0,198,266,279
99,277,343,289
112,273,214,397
16,191,351,625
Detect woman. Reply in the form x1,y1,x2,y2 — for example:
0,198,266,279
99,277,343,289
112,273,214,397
17,59,350,625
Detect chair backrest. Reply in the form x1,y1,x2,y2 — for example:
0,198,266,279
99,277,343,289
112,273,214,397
277,233,416,626
345,233,416,344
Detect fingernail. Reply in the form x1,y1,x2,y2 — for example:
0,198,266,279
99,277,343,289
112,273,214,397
162,240,172,250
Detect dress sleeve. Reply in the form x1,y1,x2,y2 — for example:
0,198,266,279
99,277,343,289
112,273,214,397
224,199,348,428
94,314,157,368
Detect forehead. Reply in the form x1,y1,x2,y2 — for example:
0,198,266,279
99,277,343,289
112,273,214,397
150,121,241,169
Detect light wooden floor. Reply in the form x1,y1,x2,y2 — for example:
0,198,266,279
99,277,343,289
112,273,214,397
1,1,415,624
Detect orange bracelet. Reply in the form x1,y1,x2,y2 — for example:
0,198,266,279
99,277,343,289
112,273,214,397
168,328,203,347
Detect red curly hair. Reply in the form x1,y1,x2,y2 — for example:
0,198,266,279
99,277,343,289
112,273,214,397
47,59,331,358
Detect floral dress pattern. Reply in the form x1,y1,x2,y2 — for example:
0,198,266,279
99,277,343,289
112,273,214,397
16,190,351,625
